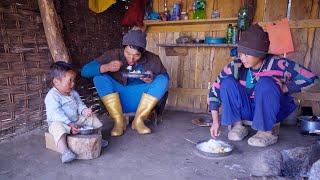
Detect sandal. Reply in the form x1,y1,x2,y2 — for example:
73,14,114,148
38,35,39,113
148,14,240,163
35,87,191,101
227,125,248,141
248,131,278,147
191,117,212,127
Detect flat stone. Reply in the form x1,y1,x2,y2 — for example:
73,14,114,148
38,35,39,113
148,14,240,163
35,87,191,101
250,149,282,177
309,159,320,180
236,176,290,180
67,134,102,160
280,143,320,178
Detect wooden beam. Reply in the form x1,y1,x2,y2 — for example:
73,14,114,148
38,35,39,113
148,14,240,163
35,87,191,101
169,87,208,96
38,0,70,62
206,0,214,19
293,92,320,101
144,17,238,26
259,19,320,29
157,43,237,47
303,0,319,68
165,47,188,56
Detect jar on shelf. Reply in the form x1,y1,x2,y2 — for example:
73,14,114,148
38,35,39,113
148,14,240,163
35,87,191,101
211,10,220,19
180,12,188,20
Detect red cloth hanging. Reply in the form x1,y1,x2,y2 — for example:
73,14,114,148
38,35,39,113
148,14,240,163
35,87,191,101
121,0,147,27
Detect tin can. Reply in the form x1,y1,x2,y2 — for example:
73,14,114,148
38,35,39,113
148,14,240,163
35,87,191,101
180,12,188,20
211,10,220,18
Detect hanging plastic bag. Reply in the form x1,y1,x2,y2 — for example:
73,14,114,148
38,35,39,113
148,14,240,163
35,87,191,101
88,0,116,13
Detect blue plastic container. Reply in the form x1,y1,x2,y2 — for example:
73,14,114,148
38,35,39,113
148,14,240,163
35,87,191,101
204,37,226,44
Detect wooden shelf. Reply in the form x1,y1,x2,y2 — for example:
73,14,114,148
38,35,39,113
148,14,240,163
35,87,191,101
144,17,238,32
144,17,238,26
157,43,237,48
158,43,236,56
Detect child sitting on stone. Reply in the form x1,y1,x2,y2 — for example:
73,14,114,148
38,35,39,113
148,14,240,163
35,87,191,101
45,61,108,163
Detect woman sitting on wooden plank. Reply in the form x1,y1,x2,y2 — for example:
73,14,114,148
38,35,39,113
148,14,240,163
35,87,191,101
81,29,169,136
208,24,319,147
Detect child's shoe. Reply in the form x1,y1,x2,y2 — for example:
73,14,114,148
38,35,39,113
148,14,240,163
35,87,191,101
61,149,76,163
101,139,109,149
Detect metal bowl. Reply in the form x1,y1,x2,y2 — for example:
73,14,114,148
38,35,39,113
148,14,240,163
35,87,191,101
196,139,234,157
79,126,95,135
298,116,320,134
122,72,151,79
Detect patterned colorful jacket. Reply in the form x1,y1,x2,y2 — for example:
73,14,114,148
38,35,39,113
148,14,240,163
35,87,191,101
208,54,319,111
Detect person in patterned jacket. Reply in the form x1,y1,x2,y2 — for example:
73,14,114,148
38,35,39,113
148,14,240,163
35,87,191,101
208,24,319,147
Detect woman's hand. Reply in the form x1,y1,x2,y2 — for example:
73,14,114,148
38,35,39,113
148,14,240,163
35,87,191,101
273,77,288,93
101,60,123,73
210,110,220,138
210,122,220,138
140,71,154,83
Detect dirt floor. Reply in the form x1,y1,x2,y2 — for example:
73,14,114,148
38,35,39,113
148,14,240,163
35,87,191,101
0,111,318,180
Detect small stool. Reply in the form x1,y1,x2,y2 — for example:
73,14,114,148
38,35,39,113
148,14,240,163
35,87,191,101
45,132,102,160
124,109,162,126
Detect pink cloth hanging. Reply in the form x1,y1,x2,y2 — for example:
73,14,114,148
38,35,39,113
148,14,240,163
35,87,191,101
266,18,294,55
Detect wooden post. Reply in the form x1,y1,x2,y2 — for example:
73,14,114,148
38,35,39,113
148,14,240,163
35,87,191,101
303,0,319,68
38,0,70,62
206,0,214,19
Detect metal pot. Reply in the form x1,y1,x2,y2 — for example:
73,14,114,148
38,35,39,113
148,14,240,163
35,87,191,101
79,126,95,135
299,116,320,134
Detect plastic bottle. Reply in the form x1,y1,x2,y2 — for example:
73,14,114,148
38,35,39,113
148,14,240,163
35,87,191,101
226,24,233,44
237,6,249,30
232,26,239,44
193,0,206,19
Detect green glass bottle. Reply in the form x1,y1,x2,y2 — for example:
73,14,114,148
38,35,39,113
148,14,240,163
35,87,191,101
226,24,233,44
237,6,249,30
193,0,206,19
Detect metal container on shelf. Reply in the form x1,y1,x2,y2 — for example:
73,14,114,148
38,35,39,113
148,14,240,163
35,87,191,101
211,10,220,18
180,12,188,20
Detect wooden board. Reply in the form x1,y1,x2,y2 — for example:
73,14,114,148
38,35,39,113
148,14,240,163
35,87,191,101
264,0,288,22
216,0,242,18
290,0,313,20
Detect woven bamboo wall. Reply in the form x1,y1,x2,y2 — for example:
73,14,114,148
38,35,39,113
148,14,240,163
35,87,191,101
0,0,52,139
55,0,127,107
147,0,320,113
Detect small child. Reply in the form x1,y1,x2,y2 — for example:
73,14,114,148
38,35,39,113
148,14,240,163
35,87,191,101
45,61,107,163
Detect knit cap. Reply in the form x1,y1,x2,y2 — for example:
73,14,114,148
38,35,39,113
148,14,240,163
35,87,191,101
122,30,147,49
238,24,270,58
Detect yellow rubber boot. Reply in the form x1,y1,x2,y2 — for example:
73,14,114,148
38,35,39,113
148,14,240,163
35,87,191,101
101,93,125,136
132,93,158,134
